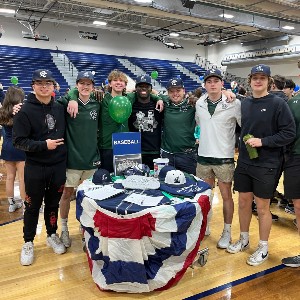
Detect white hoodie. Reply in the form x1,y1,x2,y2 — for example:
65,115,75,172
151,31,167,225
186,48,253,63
195,94,241,159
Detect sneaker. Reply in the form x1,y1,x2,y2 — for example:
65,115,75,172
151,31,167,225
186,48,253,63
252,201,257,214
226,238,250,254
9,202,22,213
60,230,72,248
285,204,295,215
217,229,231,249
247,243,269,266
20,242,34,266
271,213,279,221
293,219,298,228
46,234,66,254
282,255,300,267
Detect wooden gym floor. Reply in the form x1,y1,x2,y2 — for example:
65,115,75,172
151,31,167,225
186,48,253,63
0,158,299,300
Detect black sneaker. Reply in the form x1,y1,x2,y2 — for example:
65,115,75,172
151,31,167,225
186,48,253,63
271,213,279,221
282,255,300,267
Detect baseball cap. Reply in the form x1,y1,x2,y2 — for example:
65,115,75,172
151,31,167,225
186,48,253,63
158,165,176,181
32,69,55,82
76,71,95,84
204,69,223,81
164,170,187,187
92,168,112,185
166,78,185,90
250,64,271,77
135,74,152,86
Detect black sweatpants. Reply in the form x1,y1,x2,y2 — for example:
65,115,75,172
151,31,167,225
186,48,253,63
23,160,66,242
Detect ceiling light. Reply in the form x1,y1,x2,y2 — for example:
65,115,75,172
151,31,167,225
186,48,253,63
0,8,15,14
93,21,107,26
282,25,294,30
134,0,152,3
169,32,179,37
219,13,234,19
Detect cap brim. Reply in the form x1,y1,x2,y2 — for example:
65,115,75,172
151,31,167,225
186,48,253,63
167,85,184,89
204,75,223,81
136,82,152,86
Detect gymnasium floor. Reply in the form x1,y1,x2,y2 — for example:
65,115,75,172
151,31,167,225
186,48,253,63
0,158,299,300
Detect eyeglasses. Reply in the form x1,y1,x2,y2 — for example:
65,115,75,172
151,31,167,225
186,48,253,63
34,81,54,87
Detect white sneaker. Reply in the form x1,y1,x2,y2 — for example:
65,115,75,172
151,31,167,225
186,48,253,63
247,243,269,266
217,230,231,249
20,242,34,266
60,230,71,248
226,237,250,254
9,202,22,213
47,234,66,254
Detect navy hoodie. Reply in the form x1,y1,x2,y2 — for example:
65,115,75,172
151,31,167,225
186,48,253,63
13,93,67,165
238,93,296,168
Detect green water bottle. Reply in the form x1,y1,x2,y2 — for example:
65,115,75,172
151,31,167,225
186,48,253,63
243,134,258,159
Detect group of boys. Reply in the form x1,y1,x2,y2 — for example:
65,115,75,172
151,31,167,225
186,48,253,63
12,64,300,269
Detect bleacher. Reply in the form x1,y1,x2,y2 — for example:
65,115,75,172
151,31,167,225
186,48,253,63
127,57,202,92
63,51,136,86
0,45,69,95
0,45,230,95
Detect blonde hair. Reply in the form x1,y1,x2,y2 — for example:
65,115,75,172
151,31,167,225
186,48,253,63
108,70,128,84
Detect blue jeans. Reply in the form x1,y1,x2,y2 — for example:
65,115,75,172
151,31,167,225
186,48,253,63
161,149,197,175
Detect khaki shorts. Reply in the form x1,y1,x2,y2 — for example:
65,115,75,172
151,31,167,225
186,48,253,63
196,163,235,183
65,169,96,188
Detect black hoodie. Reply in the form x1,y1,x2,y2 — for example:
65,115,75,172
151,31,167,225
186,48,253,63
13,93,67,165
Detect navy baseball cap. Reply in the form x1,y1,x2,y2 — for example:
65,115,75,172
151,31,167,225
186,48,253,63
32,69,55,82
250,64,271,77
166,78,185,90
135,74,152,87
158,165,176,181
92,169,112,185
204,69,223,81
76,71,95,84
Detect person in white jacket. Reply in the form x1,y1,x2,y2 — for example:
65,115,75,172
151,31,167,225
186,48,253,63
195,68,241,249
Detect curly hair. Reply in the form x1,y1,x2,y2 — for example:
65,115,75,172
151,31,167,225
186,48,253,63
247,74,273,91
106,69,128,94
0,86,25,126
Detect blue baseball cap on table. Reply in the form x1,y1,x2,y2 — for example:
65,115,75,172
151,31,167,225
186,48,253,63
92,169,112,185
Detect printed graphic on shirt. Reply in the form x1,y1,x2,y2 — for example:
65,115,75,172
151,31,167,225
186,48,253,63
45,114,56,130
133,110,158,132
90,109,98,120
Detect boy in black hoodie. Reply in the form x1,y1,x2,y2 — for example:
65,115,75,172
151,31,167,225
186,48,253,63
226,64,296,266
13,69,67,266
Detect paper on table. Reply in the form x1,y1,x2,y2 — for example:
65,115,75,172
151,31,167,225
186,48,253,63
85,185,124,201
124,193,163,207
